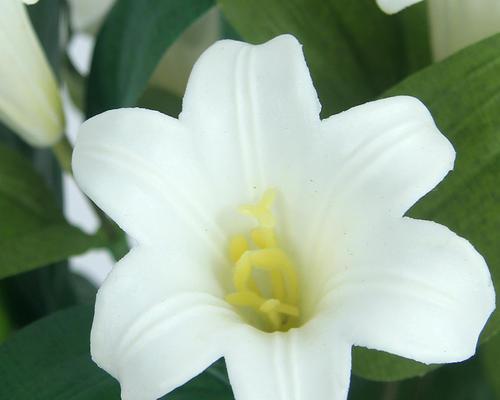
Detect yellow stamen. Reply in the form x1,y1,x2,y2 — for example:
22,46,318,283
229,234,249,263
225,189,300,332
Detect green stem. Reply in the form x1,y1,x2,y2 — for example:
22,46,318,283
51,136,73,175
51,136,128,260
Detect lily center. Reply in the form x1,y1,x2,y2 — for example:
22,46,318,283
226,189,300,332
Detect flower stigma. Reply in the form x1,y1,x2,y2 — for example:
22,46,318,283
226,189,301,332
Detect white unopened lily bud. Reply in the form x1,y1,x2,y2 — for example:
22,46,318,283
429,0,500,60
67,0,115,33
0,0,64,147
376,0,422,14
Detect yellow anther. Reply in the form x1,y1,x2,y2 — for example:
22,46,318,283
248,248,299,305
233,251,261,294
229,235,249,263
226,189,300,332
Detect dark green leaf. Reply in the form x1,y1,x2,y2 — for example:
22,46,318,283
0,144,104,279
0,305,120,400
352,32,500,382
352,348,440,382
2,264,77,326
217,0,430,117
0,288,12,342
350,353,495,400
482,332,500,398
86,0,214,117
0,306,233,400
394,354,495,400
138,86,182,118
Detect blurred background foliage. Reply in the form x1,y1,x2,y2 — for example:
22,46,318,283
0,0,498,399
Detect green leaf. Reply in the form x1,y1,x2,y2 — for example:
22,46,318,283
2,265,78,326
349,353,495,400
482,333,500,398
86,0,214,117
0,289,12,342
352,348,440,382
217,0,430,117
0,305,120,400
138,86,182,118
394,354,495,400
0,144,104,279
0,305,232,400
352,32,500,382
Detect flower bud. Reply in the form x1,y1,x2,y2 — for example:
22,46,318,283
429,0,500,60
0,0,64,147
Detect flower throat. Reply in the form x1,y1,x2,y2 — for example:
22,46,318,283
226,189,300,332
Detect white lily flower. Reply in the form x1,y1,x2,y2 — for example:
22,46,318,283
0,0,64,147
376,0,422,14
73,35,495,400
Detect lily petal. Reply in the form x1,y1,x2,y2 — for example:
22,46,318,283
225,319,351,400
320,217,495,364
179,34,321,206
376,0,422,14
91,246,239,400
295,96,455,297
73,108,226,252
308,96,453,244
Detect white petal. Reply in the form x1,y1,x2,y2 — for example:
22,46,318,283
91,246,240,400
319,96,453,222
0,0,63,146
179,34,321,208
288,96,455,311
296,96,453,278
73,108,227,255
225,318,352,400
376,0,422,14
319,218,495,364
